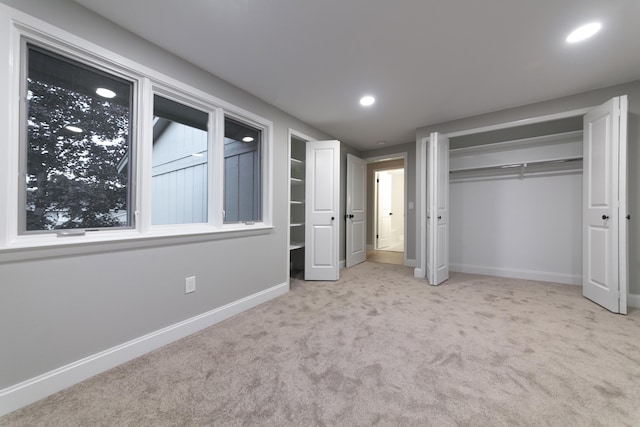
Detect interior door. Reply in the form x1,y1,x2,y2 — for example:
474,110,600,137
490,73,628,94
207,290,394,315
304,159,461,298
427,132,450,285
583,96,628,314
389,169,405,251
376,171,392,249
346,154,366,267
305,140,340,280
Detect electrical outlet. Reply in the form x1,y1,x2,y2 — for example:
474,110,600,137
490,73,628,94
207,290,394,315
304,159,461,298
185,276,196,294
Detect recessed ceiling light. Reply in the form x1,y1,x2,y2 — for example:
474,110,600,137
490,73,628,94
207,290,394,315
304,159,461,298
242,136,254,142
566,22,602,43
96,87,116,98
65,125,83,133
360,95,375,107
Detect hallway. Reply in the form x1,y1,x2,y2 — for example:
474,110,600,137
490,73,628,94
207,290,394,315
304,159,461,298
366,250,404,265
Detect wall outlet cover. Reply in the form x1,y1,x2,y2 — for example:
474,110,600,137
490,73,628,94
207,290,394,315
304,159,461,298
185,276,196,294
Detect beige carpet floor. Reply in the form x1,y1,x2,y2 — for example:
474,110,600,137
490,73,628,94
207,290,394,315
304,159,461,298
3,262,640,426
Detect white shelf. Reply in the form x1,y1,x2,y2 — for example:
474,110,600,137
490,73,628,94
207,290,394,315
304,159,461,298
290,177,303,185
289,242,305,250
290,223,304,227
290,200,304,205
290,157,304,164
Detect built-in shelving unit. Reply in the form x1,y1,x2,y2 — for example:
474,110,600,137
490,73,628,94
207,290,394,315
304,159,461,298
289,136,307,277
289,137,306,250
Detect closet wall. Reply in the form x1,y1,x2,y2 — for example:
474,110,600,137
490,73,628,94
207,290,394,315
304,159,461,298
450,165,582,284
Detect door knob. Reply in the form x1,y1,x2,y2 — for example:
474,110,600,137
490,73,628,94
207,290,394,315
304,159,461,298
349,214,354,219
602,215,609,220
331,217,335,221
438,215,442,220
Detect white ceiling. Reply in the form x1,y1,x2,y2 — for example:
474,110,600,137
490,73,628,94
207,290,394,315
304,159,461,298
72,0,640,151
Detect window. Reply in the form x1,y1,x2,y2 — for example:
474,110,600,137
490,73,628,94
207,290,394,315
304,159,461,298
2,15,273,256
23,44,133,232
152,95,209,225
224,116,262,223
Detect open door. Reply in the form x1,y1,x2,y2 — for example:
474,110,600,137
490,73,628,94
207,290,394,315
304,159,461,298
305,140,340,280
583,96,628,314
376,171,393,249
427,132,450,285
346,154,366,267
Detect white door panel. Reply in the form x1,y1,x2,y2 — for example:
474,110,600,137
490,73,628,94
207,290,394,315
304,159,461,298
583,96,627,314
377,172,392,249
427,132,450,285
346,154,367,267
306,140,340,280
312,225,334,266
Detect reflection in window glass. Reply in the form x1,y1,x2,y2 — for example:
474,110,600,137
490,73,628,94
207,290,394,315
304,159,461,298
224,117,262,223
152,95,208,225
25,44,133,231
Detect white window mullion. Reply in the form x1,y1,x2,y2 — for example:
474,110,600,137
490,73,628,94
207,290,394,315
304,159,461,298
137,77,154,234
1,19,22,247
211,107,225,228
262,124,273,226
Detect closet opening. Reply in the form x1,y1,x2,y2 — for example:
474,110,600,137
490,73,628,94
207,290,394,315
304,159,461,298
448,117,584,285
420,96,629,313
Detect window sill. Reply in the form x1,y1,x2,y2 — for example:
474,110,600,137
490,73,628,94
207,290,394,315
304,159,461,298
0,224,274,264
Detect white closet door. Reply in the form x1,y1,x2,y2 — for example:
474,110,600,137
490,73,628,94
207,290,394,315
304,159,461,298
305,140,340,281
346,154,366,267
427,132,450,285
583,96,628,314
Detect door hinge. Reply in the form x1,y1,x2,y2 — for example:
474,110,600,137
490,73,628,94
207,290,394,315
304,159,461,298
376,234,379,239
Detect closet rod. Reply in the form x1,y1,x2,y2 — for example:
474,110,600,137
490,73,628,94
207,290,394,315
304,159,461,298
449,157,582,175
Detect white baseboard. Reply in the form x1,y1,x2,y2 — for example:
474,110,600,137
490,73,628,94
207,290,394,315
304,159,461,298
405,258,416,268
450,263,581,285
628,293,640,308
0,282,289,417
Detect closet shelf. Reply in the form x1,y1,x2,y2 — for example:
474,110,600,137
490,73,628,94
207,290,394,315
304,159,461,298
289,242,305,250
290,223,304,227
450,130,583,173
450,157,582,174
290,177,303,184
290,200,304,205
450,157,583,181
290,157,304,165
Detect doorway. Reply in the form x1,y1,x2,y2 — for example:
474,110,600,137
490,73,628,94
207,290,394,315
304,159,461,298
367,157,406,266
375,168,404,251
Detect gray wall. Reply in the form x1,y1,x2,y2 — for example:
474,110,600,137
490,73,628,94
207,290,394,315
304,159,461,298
361,142,416,262
416,80,640,295
0,0,342,389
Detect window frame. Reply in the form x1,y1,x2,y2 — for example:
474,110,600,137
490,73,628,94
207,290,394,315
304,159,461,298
19,41,138,235
0,8,273,261
222,112,268,225
147,85,218,230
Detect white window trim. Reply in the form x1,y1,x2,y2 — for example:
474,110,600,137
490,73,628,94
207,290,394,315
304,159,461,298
222,110,272,227
0,4,273,261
